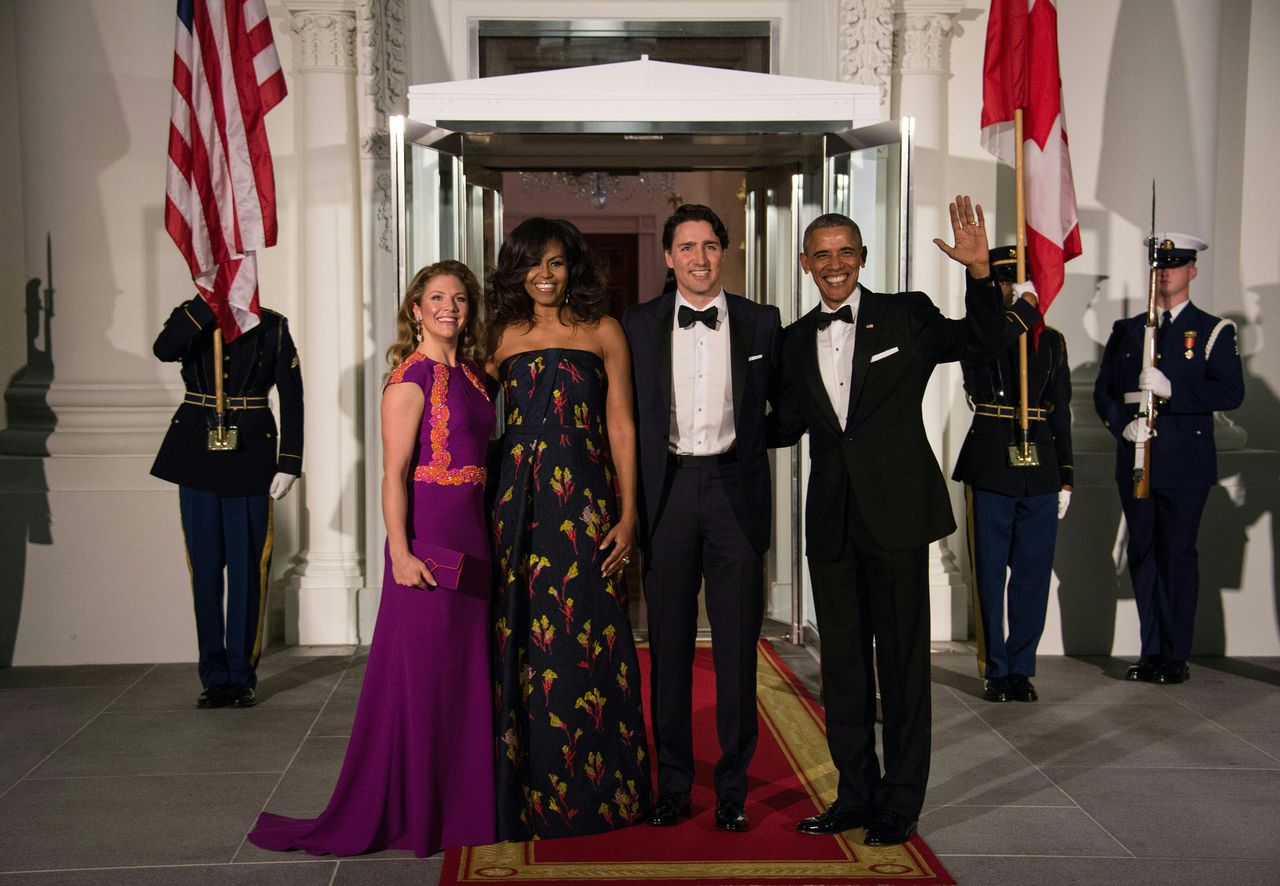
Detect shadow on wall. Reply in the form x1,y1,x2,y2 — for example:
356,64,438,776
1095,0,1201,232
0,237,57,666
1215,305,1280,653
1056,310,1280,658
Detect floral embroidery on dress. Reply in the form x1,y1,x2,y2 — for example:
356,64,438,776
415,362,487,486
460,362,490,399
388,350,426,385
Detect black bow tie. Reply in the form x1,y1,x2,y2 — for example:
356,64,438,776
678,305,718,329
816,305,854,331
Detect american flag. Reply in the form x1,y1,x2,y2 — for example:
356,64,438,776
165,0,286,341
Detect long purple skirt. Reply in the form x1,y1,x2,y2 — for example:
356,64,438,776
247,544,496,857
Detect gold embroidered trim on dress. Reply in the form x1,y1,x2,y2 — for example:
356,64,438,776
416,362,486,486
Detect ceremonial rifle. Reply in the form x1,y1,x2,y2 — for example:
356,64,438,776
1133,182,1159,498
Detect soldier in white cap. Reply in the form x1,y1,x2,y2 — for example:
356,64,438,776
1093,233,1244,684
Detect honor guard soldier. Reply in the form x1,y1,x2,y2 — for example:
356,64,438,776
151,296,304,708
1094,233,1243,685
952,246,1073,703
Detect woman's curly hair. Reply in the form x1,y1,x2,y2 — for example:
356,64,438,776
486,217,610,333
385,259,485,379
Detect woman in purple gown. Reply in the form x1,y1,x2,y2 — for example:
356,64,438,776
248,260,495,857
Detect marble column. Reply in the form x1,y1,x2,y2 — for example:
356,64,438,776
353,0,407,639
283,1,366,644
892,0,968,640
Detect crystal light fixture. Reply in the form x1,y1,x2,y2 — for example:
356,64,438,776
518,171,674,209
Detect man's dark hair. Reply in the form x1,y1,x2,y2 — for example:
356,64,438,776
803,214,863,252
662,204,730,251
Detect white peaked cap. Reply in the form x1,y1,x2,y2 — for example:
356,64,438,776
1151,232,1209,252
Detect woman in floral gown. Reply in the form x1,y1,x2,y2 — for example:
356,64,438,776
248,260,495,856
488,218,651,840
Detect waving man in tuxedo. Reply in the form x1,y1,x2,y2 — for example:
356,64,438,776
774,198,1040,846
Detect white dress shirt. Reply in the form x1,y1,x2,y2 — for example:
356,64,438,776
817,288,861,429
670,290,735,455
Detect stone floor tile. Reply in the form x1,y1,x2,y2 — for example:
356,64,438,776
919,805,1124,856
1044,765,1280,859
0,773,276,870
974,702,1277,769
939,855,1280,886
248,735,348,818
0,862,336,885
332,856,444,885
0,664,151,690
31,708,318,778
0,686,122,790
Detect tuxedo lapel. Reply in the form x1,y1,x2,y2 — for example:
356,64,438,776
845,292,884,429
727,296,751,419
798,308,843,432
654,294,676,419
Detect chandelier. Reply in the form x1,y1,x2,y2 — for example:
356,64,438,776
518,171,674,209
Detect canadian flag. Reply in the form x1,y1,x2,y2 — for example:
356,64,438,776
981,0,1081,313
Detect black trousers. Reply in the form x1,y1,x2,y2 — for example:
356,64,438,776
179,486,273,689
808,511,931,822
1118,483,1209,662
643,460,764,805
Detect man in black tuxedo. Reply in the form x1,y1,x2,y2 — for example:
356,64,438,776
623,204,782,833
775,198,1040,845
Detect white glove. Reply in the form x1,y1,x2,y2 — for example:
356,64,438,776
1012,281,1039,305
1122,419,1157,443
1139,367,1172,400
1058,489,1071,520
269,472,297,500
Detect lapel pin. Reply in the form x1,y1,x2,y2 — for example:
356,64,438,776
864,323,874,329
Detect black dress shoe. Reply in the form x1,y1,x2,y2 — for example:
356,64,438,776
1007,674,1038,702
863,814,918,846
982,676,1009,702
796,801,872,835
197,685,230,708
715,801,749,832
647,792,691,826
228,685,257,708
1153,661,1190,685
1125,658,1161,682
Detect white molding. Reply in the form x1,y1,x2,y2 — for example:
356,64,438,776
839,0,894,117
290,8,358,73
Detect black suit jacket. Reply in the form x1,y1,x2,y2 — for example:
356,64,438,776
151,297,304,497
952,323,1073,497
774,276,1039,559
623,292,783,553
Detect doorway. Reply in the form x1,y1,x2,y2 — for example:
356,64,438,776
389,58,909,643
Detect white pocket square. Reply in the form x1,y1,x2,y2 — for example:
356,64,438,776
748,354,764,362
870,346,899,363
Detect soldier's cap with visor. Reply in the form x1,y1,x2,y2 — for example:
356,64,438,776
988,245,1019,284
1146,232,1207,269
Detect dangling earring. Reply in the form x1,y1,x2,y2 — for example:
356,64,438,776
411,317,422,342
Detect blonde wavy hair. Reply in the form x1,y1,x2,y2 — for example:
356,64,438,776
385,260,486,378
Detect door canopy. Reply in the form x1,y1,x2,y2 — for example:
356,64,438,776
408,56,880,133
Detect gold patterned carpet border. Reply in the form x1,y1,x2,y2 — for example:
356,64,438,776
441,641,953,884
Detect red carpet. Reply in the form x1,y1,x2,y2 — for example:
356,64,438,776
441,640,953,884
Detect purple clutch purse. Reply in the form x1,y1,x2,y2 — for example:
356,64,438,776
409,539,489,600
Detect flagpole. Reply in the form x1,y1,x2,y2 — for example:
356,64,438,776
1011,108,1037,467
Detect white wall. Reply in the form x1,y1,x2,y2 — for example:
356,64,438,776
943,0,1280,655
0,0,304,665
1,0,1277,664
